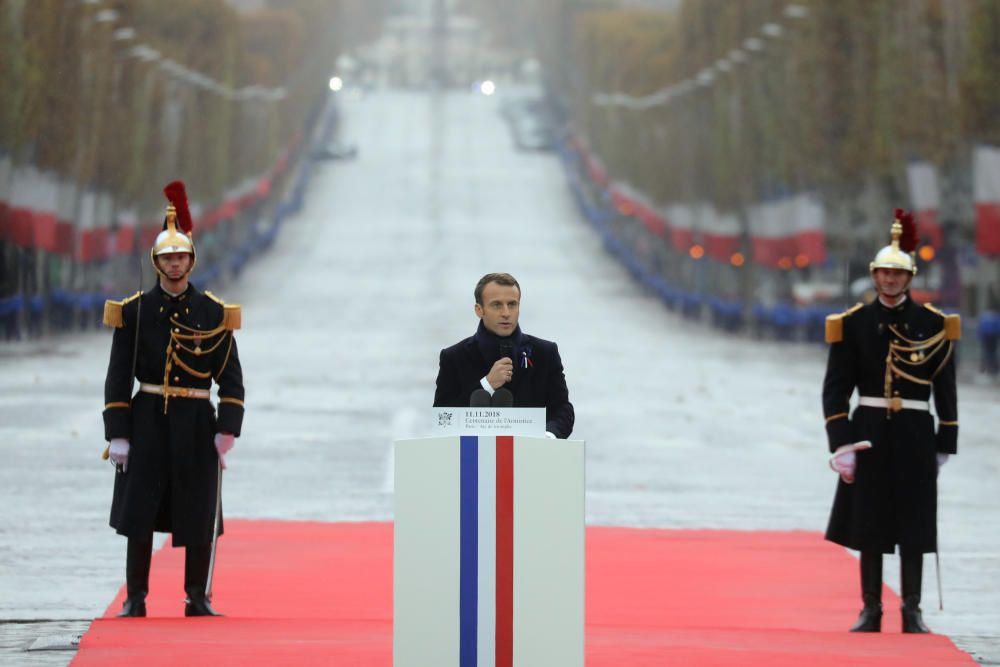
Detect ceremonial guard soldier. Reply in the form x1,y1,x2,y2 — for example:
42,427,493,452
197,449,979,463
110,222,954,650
823,209,959,634
102,181,245,617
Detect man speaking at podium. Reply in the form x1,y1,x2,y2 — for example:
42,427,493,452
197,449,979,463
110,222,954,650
433,272,574,438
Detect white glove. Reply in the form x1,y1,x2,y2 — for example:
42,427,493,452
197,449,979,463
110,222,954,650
936,453,950,468
829,441,872,484
109,438,130,472
214,432,235,469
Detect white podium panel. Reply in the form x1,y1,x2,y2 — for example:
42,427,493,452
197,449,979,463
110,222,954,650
394,435,585,667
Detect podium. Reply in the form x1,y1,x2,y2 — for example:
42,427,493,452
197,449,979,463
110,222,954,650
394,408,585,666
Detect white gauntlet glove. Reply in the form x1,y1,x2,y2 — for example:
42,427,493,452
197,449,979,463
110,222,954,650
214,433,235,469
109,438,130,472
829,441,872,484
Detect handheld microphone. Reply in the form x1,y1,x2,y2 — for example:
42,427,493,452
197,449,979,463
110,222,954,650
492,387,514,407
498,340,514,385
470,388,492,407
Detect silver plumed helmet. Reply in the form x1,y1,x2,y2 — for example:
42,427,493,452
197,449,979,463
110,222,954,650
150,181,196,276
870,208,917,276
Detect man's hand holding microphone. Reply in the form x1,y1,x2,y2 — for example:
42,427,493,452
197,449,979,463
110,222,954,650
487,356,514,389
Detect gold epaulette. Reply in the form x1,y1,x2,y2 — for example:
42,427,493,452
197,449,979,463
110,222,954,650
924,303,961,340
825,302,863,344
102,291,142,328
205,291,242,330
944,314,961,340
223,304,241,330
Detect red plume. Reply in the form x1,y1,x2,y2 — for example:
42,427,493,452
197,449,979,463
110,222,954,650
163,180,193,234
895,207,917,253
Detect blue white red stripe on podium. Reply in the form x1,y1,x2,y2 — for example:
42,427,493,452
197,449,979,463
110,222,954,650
460,435,514,667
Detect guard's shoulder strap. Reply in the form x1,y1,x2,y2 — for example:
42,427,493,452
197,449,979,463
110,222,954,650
923,302,945,317
102,291,142,328
204,290,225,306
923,303,961,340
205,291,241,330
824,302,863,344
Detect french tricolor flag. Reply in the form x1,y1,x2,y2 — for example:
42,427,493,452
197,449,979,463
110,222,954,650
974,144,1000,255
394,434,584,667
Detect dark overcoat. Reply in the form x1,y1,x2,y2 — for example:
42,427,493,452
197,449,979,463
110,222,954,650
822,297,958,554
103,283,244,546
433,323,575,438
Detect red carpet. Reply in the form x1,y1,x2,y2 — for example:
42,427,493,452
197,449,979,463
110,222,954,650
72,521,974,666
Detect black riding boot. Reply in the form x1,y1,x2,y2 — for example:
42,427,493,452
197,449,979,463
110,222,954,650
117,538,152,617
849,551,883,632
184,543,223,616
901,552,931,633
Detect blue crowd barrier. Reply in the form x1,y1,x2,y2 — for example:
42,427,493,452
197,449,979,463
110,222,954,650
649,277,680,309
679,293,703,320
978,312,1000,339
1,294,24,340
0,294,23,317
771,304,804,340
802,305,839,343
746,303,807,340
709,297,744,332
979,312,1000,375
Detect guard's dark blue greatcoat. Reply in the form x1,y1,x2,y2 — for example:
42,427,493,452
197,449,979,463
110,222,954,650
822,298,958,554
433,322,574,438
103,283,244,547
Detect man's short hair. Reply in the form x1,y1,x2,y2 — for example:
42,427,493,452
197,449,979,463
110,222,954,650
475,273,520,305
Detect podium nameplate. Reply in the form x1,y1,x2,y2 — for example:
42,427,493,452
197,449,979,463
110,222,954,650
431,407,545,437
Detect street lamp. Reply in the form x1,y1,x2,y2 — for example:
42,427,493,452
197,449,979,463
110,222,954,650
761,23,783,39
94,9,118,23
784,4,809,20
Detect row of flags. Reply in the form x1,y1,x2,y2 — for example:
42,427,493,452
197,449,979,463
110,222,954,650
571,137,1000,263
973,145,1000,255
607,178,827,267
0,148,292,261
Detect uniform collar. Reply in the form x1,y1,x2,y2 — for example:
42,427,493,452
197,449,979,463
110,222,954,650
156,283,192,302
877,293,908,311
